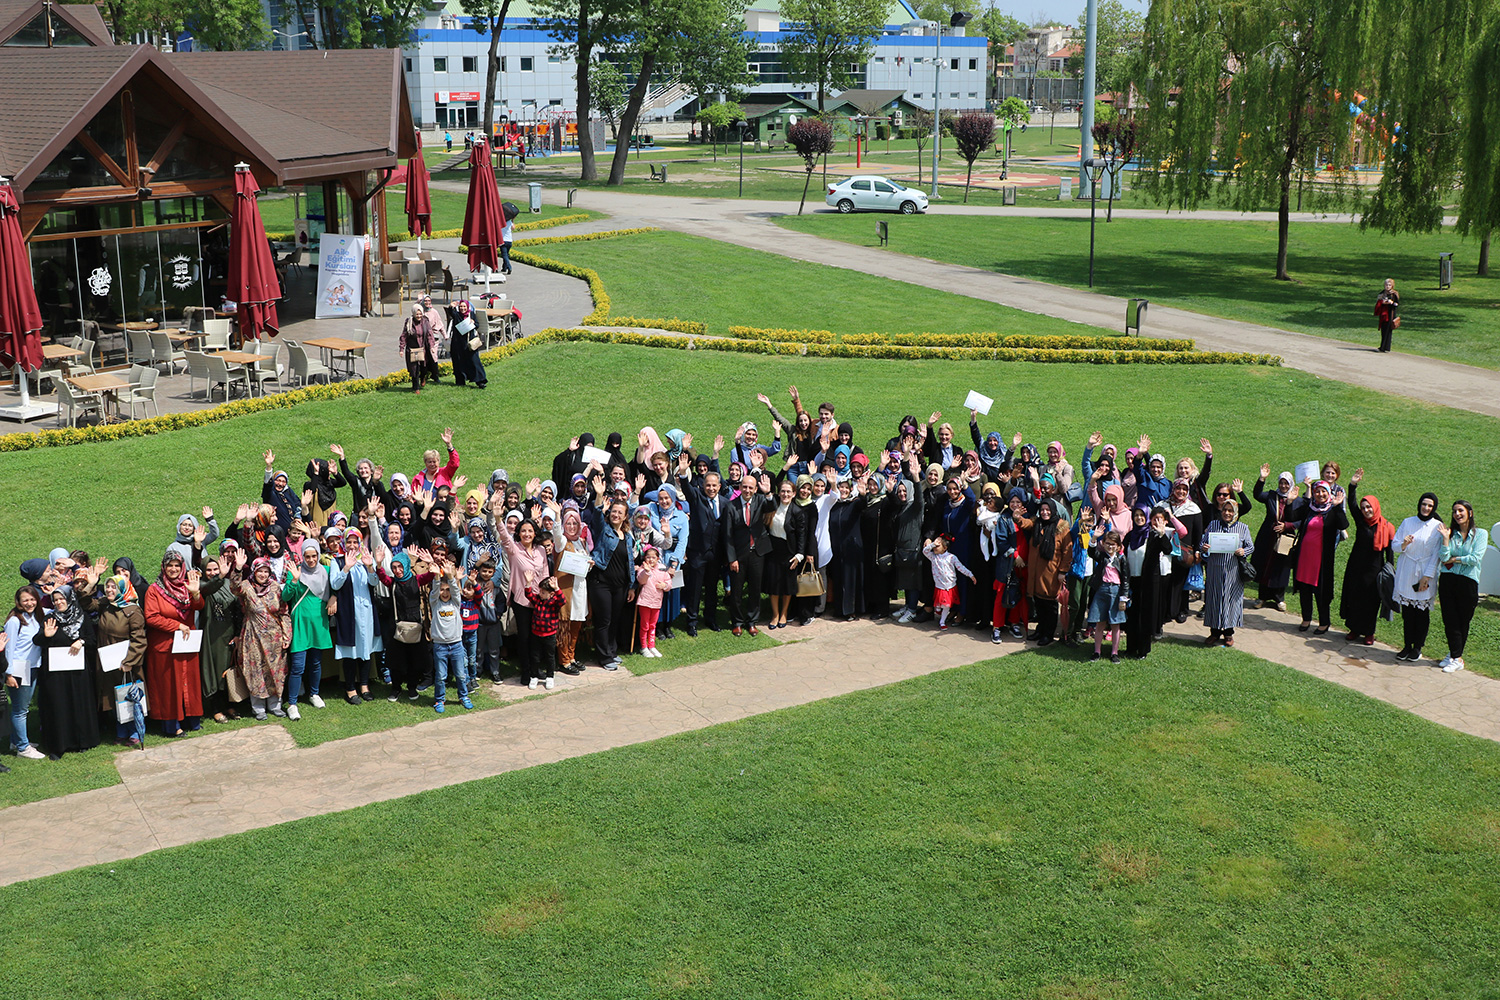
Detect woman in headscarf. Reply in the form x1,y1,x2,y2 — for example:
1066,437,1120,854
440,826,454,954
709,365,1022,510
34,584,102,757
281,538,333,720
1435,500,1488,674
1392,493,1444,663
1338,472,1394,646
111,557,150,604
498,516,551,680
231,549,289,720
1025,498,1073,646
197,552,244,723
329,527,382,704
400,301,438,393
938,476,978,623
92,572,147,745
303,459,346,529
1251,466,1301,611
1123,505,1180,659
861,472,894,618
825,476,868,620
1166,477,1204,624
1199,496,1254,646
165,508,218,569
551,505,592,674
1043,441,1074,492
143,550,205,737
1286,480,1349,635
445,297,487,388
374,543,427,702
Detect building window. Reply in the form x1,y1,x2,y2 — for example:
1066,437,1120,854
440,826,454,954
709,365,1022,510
501,56,507,72
968,92,978,98
433,56,447,72
549,98,562,105
913,92,922,98
520,56,533,71
949,57,959,70
548,54,562,63
949,91,958,99
405,57,412,71
874,56,884,63
463,56,476,72
968,58,977,70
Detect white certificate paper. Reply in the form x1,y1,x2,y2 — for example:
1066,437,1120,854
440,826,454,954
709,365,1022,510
97,640,131,673
172,629,203,653
582,446,612,466
51,645,86,671
1294,460,1321,484
1206,532,1240,555
964,390,994,415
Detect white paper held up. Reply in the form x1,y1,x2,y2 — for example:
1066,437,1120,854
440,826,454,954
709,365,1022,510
97,640,131,674
1206,532,1241,555
50,645,87,671
964,390,994,416
172,629,203,653
582,446,612,467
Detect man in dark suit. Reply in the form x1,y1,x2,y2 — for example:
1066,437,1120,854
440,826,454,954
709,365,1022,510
682,471,731,636
727,472,771,636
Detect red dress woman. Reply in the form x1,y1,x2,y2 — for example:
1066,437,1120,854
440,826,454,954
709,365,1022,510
143,550,204,736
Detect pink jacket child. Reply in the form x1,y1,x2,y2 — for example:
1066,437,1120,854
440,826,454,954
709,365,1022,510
634,555,675,656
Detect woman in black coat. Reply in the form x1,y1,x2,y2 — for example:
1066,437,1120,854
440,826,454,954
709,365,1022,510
825,479,867,620
445,299,487,388
765,477,816,629
1339,474,1395,644
1124,506,1176,659
861,476,895,618
1250,465,1301,611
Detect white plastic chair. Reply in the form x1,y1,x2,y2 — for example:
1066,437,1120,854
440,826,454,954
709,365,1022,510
127,329,153,364
246,349,282,396
284,340,330,386
124,364,159,419
149,331,186,374
205,352,249,401
348,328,372,378
201,319,232,351
184,349,213,398
56,379,103,427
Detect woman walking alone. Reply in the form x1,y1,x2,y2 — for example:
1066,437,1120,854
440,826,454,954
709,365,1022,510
400,303,437,393
1374,278,1400,353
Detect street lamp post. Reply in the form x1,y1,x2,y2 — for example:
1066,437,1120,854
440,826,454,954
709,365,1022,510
929,11,972,200
1086,157,1106,286
737,119,748,197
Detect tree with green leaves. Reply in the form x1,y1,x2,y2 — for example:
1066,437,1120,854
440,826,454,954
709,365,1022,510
1091,117,1138,220
1459,14,1500,275
1137,0,1371,280
97,0,271,48
278,0,425,48
695,101,744,159
779,0,887,111
789,118,835,214
674,8,754,112
952,112,995,202
1070,0,1142,93
909,107,932,186
459,0,515,140
533,0,631,181
590,59,630,142
977,6,1027,55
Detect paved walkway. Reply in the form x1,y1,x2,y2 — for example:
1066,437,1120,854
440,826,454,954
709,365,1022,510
3,603,1499,887
529,189,1500,419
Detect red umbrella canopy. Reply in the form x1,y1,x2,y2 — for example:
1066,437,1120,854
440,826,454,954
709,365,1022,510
0,181,43,373
228,166,280,339
462,140,502,272
405,129,432,238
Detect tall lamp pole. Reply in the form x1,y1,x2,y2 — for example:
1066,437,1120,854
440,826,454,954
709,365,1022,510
929,11,972,200
1080,0,1098,197
737,119,748,197
1086,157,1105,286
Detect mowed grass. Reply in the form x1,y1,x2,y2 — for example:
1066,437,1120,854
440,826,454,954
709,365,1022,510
5,647,1500,998
532,229,1114,337
255,189,602,238
4,345,1498,804
775,213,1500,368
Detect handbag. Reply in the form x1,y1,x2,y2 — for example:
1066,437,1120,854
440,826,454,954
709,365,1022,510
223,666,250,703
1275,532,1295,556
391,591,422,643
1237,554,1256,583
114,680,147,724
1392,316,1401,329
795,564,824,597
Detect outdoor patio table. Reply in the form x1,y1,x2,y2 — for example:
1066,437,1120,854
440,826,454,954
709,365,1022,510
302,336,366,379
67,372,130,421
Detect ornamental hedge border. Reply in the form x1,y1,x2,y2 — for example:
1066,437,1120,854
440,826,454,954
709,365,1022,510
0,327,1279,454
267,212,593,245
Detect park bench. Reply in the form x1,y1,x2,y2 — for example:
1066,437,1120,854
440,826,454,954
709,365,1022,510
649,163,669,183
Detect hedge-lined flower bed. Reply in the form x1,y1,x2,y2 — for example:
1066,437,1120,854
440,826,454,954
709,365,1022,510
511,228,693,331
727,326,835,344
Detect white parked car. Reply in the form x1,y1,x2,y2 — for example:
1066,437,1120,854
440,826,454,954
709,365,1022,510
825,176,929,214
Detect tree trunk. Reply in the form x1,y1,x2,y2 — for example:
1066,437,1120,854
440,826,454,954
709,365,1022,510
608,50,655,185
964,161,973,202
799,166,813,215
481,5,510,141
576,34,596,181
1106,166,1115,221
1275,177,1292,281
1480,232,1491,276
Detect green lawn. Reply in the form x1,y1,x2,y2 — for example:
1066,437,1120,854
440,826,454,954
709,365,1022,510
532,230,1113,336
774,213,1500,368
5,344,1499,806
6,646,1500,998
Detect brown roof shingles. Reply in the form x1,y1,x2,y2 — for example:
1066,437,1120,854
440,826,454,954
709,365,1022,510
0,45,139,178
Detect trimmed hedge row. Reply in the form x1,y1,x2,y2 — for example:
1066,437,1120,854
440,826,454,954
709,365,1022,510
268,212,595,245
841,331,1196,351
727,325,835,344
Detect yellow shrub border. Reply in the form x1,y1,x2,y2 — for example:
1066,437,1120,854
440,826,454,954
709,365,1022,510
0,327,1278,453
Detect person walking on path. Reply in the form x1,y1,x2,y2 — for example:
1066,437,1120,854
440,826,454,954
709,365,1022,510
1374,278,1400,353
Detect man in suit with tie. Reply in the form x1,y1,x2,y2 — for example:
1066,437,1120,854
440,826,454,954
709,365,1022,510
682,470,731,636
727,471,771,636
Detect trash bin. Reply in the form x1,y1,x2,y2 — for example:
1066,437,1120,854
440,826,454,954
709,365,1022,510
528,182,542,213
1126,298,1148,335
1439,252,1454,290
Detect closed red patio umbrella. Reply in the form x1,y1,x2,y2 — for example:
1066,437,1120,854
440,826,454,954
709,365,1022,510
228,163,281,341
462,140,502,273
0,180,42,376
405,128,432,251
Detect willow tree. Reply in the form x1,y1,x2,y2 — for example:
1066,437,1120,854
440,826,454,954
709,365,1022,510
1135,0,1371,279
1459,15,1500,274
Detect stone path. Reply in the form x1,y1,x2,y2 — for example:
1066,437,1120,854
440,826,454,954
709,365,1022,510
4,603,1499,887
533,189,1500,420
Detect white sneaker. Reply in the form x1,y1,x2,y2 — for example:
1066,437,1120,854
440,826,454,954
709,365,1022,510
309,694,326,709
1439,655,1453,669
16,745,45,760
528,677,538,689
544,677,555,689
651,647,662,657
287,705,301,721
1443,657,1465,673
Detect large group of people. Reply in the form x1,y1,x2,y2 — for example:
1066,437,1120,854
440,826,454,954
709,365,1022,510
3,387,1491,768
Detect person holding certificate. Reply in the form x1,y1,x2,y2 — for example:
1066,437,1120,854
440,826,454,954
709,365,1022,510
1200,499,1254,647
35,585,102,758
143,551,205,738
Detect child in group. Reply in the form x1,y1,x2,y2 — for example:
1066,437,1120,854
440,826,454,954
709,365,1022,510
1086,530,1131,663
459,570,481,681
522,572,566,689
923,534,977,630
634,546,674,657
428,565,471,713
1067,505,1098,645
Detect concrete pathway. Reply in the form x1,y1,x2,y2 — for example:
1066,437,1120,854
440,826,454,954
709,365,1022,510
3,603,1499,888
524,188,1500,420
